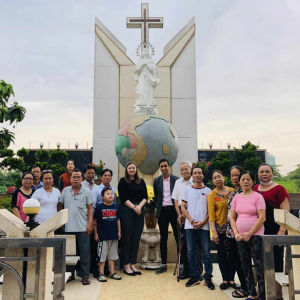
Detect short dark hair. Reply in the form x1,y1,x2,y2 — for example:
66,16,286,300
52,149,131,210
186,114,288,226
71,168,83,177
159,158,169,166
101,168,113,177
191,166,203,175
84,165,95,174
238,170,255,182
22,171,34,180
258,163,273,174
230,165,244,173
211,170,224,179
41,170,54,181
31,165,41,171
101,187,113,197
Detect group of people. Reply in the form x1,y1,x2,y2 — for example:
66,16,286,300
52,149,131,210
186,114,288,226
10,158,289,300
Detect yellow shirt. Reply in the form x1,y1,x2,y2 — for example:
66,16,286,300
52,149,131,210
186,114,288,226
208,187,233,234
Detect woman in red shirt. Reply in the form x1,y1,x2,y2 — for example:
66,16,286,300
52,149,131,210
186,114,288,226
253,163,290,300
59,160,75,192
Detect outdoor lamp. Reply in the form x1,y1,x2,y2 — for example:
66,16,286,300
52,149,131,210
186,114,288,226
39,142,44,149
75,142,79,149
227,142,231,149
23,198,40,230
56,142,61,149
208,142,213,149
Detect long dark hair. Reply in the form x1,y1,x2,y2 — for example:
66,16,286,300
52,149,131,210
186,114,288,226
124,161,141,184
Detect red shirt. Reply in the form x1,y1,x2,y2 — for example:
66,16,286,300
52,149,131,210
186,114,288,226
253,184,289,208
60,172,72,192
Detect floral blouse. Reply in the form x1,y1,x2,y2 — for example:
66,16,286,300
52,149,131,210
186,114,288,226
226,187,242,238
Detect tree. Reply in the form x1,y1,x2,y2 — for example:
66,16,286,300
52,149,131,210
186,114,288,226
210,152,233,177
0,80,26,149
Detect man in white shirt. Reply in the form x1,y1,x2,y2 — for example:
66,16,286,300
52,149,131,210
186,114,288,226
181,166,214,290
82,165,98,191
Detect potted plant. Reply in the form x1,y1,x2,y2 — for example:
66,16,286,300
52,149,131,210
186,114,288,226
144,185,157,229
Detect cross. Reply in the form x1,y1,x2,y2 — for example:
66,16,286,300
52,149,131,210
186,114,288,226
126,3,163,49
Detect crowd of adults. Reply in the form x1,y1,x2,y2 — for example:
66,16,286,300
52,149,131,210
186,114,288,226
9,159,289,299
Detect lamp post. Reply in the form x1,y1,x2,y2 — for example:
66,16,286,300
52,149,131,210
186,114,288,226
23,198,40,230
56,142,61,149
208,142,213,149
39,142,44,149
75,142,79,149
227,142,231,149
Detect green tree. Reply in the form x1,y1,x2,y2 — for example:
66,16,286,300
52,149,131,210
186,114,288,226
0,80,26,149
210,152,233,177
0,169,20,193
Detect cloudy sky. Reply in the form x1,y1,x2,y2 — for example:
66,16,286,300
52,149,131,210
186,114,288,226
1,0,299,175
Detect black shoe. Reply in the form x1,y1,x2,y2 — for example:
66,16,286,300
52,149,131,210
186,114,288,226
133,271,142,275
199,274,203,281
179,273,189,280
123,270,136,276
155,265,167,274
205,278,215,290
185,277,201,287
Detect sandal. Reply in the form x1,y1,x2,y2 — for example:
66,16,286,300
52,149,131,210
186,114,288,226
220,282,229,290
98,275,107,282
82,277,91,285
229,282,240,289
109,273,122,280
232,289,249,298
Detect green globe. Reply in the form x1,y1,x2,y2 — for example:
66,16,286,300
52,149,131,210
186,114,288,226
115,115,179,175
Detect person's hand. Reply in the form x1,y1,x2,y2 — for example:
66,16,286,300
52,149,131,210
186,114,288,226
94,234,99,242
193,221,203,230
118,232,121,240
241,232,252,242
134,205,142,215
86,223,93,235
277,229,285,247
212,231,219,244
177,215,183,226
235,233,242,242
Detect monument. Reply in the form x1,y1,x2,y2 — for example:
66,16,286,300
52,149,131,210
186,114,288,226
93,3,197,186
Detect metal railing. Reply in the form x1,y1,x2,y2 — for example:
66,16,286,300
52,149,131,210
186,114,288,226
0,238,66,300
263,235,300,300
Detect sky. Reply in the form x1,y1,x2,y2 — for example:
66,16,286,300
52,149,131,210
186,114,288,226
1,0,300,175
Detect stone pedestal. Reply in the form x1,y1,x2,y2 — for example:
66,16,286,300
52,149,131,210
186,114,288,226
140,228,161,270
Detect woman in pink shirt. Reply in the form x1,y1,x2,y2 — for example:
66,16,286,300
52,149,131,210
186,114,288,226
230,171,266,300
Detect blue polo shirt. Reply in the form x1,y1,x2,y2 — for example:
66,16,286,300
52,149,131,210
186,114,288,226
31,181,43,190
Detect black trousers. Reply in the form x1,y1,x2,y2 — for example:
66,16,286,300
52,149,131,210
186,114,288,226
120,204,144,265
158,206,179,264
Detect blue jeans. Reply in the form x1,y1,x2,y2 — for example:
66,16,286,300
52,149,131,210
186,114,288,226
185,229,213,279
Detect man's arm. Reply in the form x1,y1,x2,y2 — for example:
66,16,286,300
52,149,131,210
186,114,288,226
86,204,93,235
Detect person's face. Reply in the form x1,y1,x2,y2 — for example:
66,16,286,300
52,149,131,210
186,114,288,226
239,173,253,191
32,167,41,181
230,168,241,187
22,174,34,188
212,172,224,187
71,171,82,187
84,169,95,183
42,173,53,186
101,171,112,185
67,161,75,172
180,163,191,180
192,168,204,183
103,190,114,203
258,165,273,182
127,164,137,177
159,161,170,177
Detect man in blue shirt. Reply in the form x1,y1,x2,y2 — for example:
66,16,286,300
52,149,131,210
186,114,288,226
31,166,43,190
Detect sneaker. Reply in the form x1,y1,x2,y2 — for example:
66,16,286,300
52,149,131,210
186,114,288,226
98,275,107,282
199,274,204,281
185,277,201,287
204,278,215,290
155,265,167,274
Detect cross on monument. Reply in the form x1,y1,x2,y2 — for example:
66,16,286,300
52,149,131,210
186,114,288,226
126,3,163,49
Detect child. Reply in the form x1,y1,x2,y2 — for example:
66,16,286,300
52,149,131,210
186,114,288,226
94,187,122,282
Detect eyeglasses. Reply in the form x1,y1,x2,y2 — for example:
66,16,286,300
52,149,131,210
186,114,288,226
23,177,33,181
160,165,169,168
42,170,52,173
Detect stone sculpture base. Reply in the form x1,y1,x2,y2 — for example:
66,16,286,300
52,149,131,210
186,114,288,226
140,228,161,270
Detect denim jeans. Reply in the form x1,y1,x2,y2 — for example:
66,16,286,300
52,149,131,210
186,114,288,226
185,229,212,279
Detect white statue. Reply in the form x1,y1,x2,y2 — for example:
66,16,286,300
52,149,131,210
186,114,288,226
134,47,159,115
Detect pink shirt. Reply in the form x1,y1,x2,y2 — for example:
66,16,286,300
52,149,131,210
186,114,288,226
231,191,266,236
162,176,172,206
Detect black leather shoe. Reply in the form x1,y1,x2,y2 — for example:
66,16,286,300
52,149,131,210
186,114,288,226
179,273,189,280
123,270,136,276
133,271,142,275
156,265,167,274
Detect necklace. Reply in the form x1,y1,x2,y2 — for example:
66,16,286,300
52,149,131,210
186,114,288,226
194,186,204,199
260,180,273,186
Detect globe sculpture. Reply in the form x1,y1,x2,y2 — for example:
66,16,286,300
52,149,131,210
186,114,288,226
115,115,179,175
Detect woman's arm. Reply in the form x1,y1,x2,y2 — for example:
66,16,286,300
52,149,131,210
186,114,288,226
229,210,242,241
118,178,137,210
278,197,290,235
12,207,22,220
208,192,219,243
